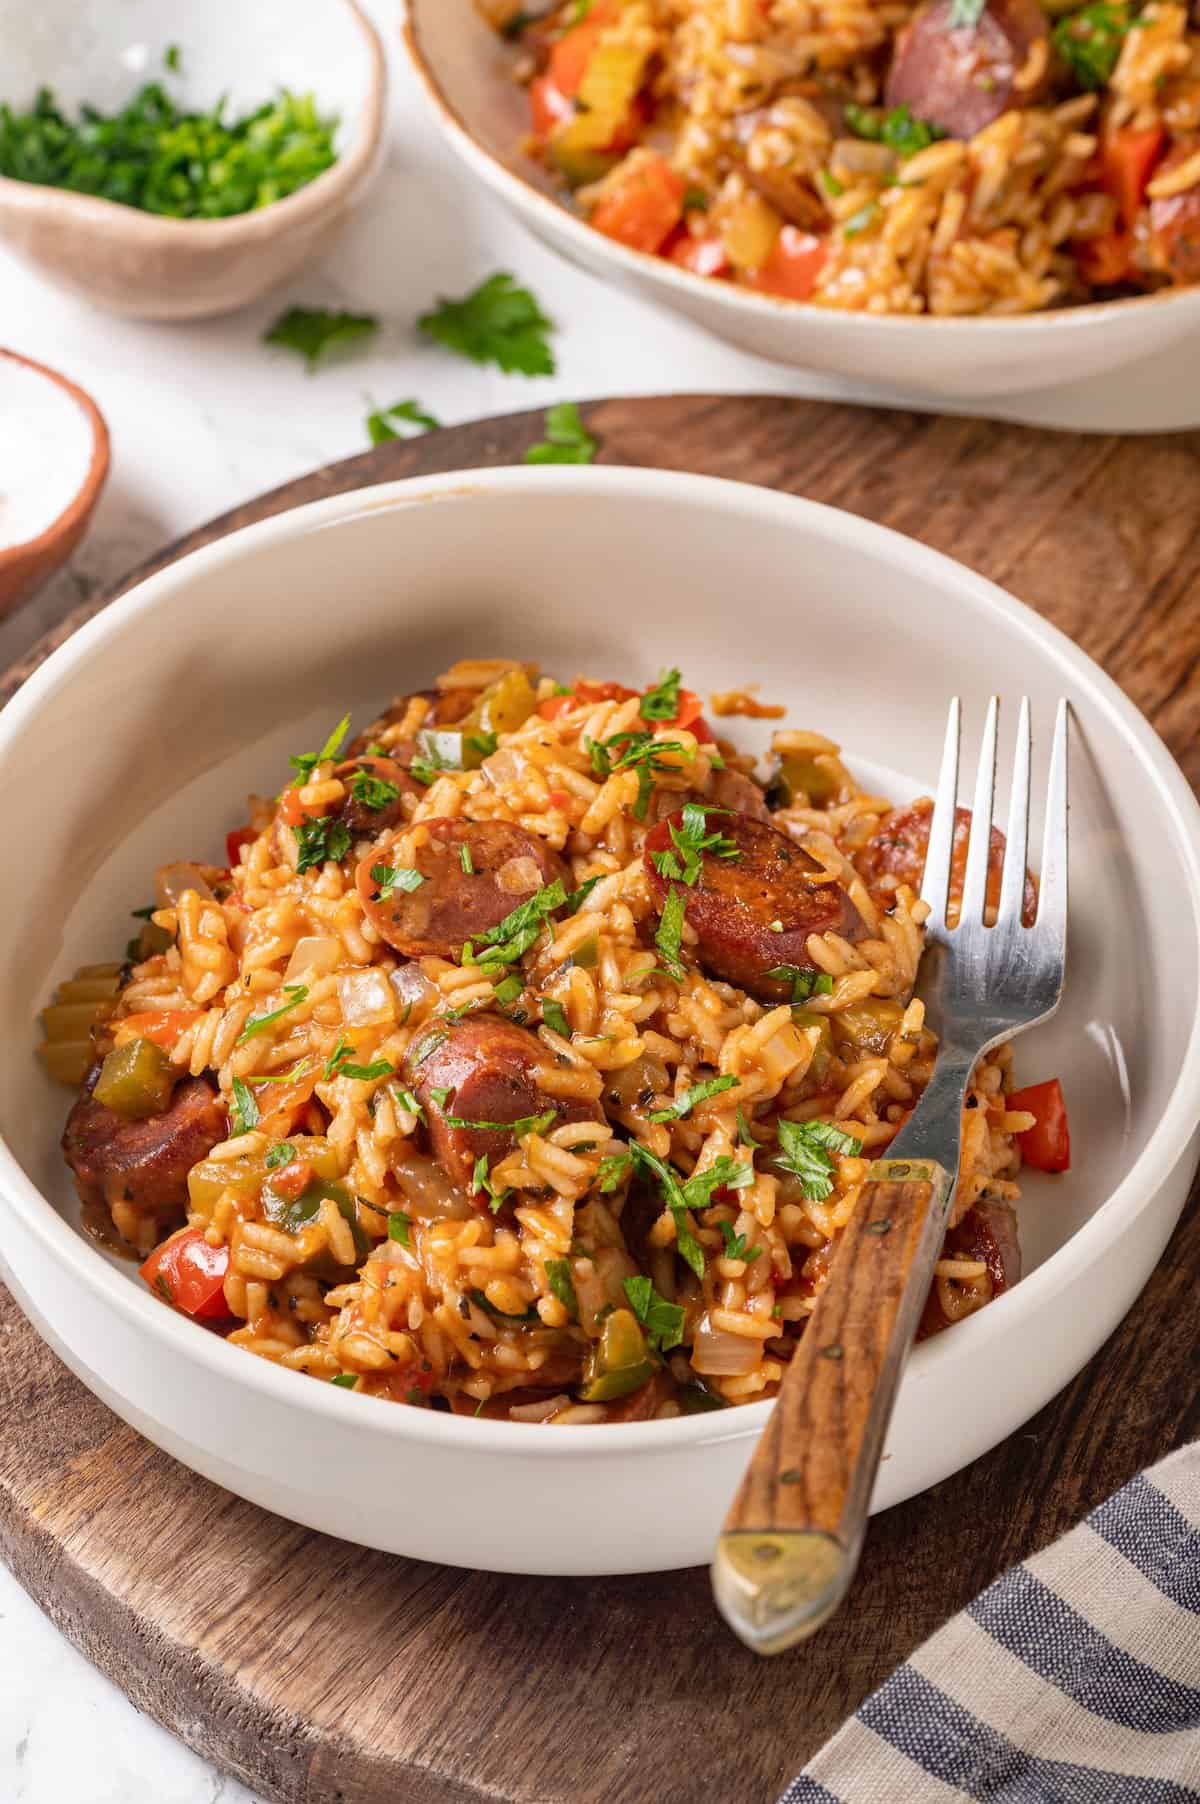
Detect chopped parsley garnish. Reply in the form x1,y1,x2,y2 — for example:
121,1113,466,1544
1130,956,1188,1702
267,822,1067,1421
348,768,401,812
493,973,523,1007
418,272,555,376
265,1142,296,1169
1,85,338,221
463,879,568,969
460,843,475,876
468,729,499,760
623,1275,685,1351
236,983,309,1044
612,1143,754,1281
366,398,441,444
294,814,352,874
444,1107,556,1137
230,1076,260,1136
330,1373,359,1389
388,1210,412,1247
1053,2,1131,89
652,801,738,886
541,998,571,1038
737,1106,761,1148
639,667,682,721
843,201,880,237
429,1086,454,1107
565,874,602,914
409,1024,448,1067
371,863,425,901
545,1258,579,1319
655,887,688,983
585,730,691,820
391,1085,426,1122
844,102,946,157
524,401,598,464
819,169,844,198
719,1221,762,1264
682,186,709,212
290,714,350,786
766,965,836,1003
470,1289,538,1321
774,1118,863,1201
264,308,377,371
164,45,182,73
947,0,987,24
322,1038,393,1084
649,1074,738,1122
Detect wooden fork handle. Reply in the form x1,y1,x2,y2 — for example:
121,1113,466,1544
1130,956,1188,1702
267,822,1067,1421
712,1158,955,1655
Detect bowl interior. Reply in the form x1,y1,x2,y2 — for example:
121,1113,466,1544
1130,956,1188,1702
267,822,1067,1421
0,0,376,159
0,471,1195,1332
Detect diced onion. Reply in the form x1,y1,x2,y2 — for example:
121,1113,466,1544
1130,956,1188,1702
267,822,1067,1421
832,138,895,176
285,935,341,983
691,1312,761,1377
338,968,396,1027
394,1153,474,1221
497,855,541,895
390,962,435,1015
155,861,215,905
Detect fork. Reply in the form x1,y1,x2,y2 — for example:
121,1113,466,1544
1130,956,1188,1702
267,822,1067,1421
711,696,1069,1657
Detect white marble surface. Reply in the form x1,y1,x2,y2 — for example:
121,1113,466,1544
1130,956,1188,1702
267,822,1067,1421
1,4,1198,1799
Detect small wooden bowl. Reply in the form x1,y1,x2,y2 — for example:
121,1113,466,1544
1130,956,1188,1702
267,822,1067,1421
0,351,110,617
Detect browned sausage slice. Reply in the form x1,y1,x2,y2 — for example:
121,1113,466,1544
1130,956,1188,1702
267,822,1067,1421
62,1070,226,1231
334,755,422,838
919,1198,1020,1337
1148,144,1200,283
358,819,568,962
885,0,1048,140
644,807,867,1002
852,799,1037,923
347,688,476,761
403,1013,603,1198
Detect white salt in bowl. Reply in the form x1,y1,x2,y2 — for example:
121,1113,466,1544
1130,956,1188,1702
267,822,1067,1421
0,350,109,615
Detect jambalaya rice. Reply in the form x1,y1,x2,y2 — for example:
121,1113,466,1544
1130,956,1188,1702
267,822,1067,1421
478,0,1200,314
46,659,1069,1424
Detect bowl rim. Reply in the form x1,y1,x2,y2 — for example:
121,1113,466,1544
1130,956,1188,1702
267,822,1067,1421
0,349,110,564
0,0,387,241
399,0,1200,337
2,463,1199,1460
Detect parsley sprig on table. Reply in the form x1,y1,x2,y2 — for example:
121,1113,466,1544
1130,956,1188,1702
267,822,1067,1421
0,82,338,218
264,309,378,371
367,398,441,444
419,272,556,375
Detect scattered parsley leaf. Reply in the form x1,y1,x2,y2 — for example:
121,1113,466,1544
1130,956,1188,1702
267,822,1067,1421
388,1210,412,1247
524,400,598,464
649,1074,738,1122
656,886,688,983
653,802,738,888
290,714,351,786
444,1107,556,1137
370,862,425,901
391,1085,426,1122
230,1076,260,1136
819,169,844,198
623,1274,685,1351
844,102,946,157
264,308,378,371
766,964,835,1002
843,201,880,237
545,1257,579,1319
366,398,441,445
338,1058,395,1083
948,0,987,23
265,1142,296,1169
294,814,352,874
465,879,568,969
682,186,708,212
348,768,401,812
639,668,682,721
719,1221,762,1264
237,983,309,1044
564,874,602,914
597,1149,632,1192
1053,2,1131,89
736,1106,761,1148
330,1373,359,1389
164,44,182,73
418,272,555,376
774,1117,863,1201
492,973,523,1007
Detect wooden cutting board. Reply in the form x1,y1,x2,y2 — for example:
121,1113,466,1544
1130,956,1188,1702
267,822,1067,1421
1,395,1197,1804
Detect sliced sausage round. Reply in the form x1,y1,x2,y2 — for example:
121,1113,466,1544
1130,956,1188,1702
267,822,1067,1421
645,768,771,828
852,799,1037,924
403,1013,603,1198
334,755,422,839
919,1199,1021,1337
643,807,867,1002
885,0,1049,140
1148,145,1200,283
347,687,476,761
357,819,568,962
62,1069,226,1231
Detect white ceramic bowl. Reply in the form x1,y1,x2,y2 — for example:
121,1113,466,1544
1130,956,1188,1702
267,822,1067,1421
401,0,1200,401
0,0,385,319
1,467,1198,1575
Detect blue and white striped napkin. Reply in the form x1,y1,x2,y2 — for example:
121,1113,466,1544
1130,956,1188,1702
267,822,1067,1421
782,1445,1200,1803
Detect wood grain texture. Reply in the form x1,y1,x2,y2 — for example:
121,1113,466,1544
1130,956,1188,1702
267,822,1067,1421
1,395,1198,1804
